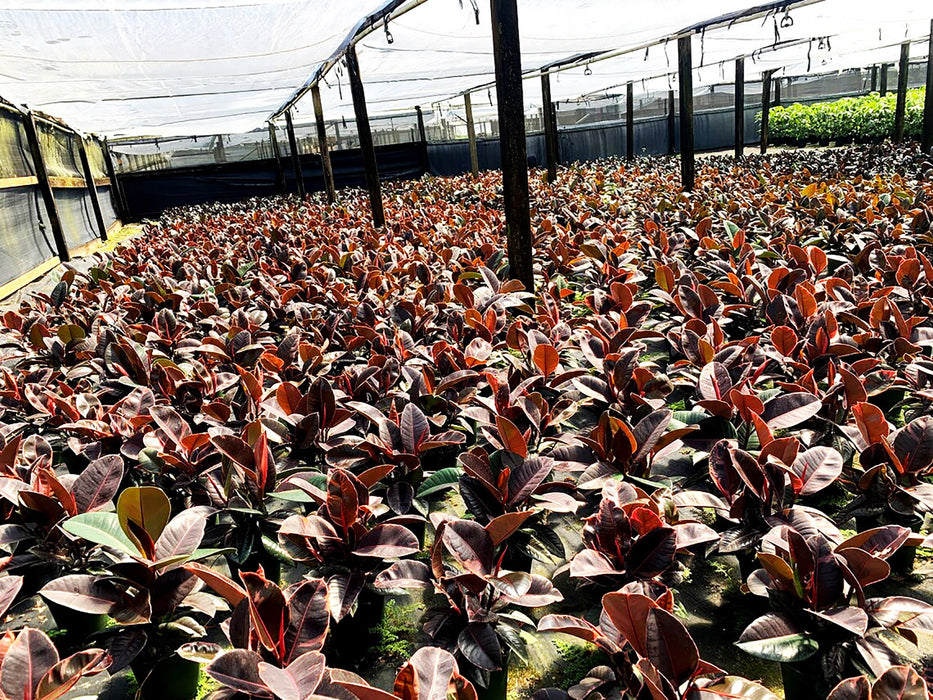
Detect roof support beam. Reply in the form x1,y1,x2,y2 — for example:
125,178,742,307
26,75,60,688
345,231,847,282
894,41,910,144
734,57,745,159
284,110,306,198
465,92,479,177
667,89,676,156
541,71,559,183
760,70,773,154
924,20,933,153
625,82,634,162
77,138,108,242
267,123,286,193
490,0,533,293
23,113,70,262
311,85,336,203
346,44,385,228
677,35,695,192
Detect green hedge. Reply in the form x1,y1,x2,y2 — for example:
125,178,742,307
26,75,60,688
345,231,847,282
759,87,926,142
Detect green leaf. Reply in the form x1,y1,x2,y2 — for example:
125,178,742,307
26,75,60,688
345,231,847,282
735,633,818,663
62,512,139,556
416,467,463,498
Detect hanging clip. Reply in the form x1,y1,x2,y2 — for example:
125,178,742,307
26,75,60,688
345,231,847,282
584,63,592,76
780,9,794,28
384,15,393,44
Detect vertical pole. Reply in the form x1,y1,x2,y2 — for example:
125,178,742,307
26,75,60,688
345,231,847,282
268,122,286,193
677,35,695,191
311,85,336,203
894,41,910,144
871,64,878,92
541,70,559,182
667,89,676,155
284,110,306,197
880,63,889,95
773,76,781,106
490,0,533,292
345,45,385,228
465,92,479,177
415,105,429,171
625,81,634,161
760,70,773,154
923,21,933,153
415,105,427,143
734,57,745,158
77,137,108,241
23,113,70,262
102,138,128,222
214,135,226,163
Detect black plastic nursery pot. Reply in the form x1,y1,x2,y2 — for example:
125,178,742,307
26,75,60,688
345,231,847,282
323,586,386,671
132,652,201,700
781,657,830,700
46,600,108,652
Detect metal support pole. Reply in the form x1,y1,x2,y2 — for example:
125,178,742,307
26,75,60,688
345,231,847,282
345,45,385,228
284,110,306,197
895,42,910,144
77,138,108,241
734,57,745,158
23,113,69,262
490,0,533,292
773,76,781,106
102,139,128,222
760,70,773,154
541,71,559,182
311,85,336,203
871,65,878,93
625,81,634,161
667,89,676,156
880,63,889,95
924,21,933,153
465,92,479,177
677,35,695,191
268,122,286,193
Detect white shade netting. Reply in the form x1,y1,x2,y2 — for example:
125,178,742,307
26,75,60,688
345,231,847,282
0,0,400,137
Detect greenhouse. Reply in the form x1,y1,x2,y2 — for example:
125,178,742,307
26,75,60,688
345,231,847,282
1,1,933,699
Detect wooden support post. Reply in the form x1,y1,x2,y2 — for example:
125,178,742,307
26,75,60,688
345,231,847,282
871,64,878,92
667,89,676,155
284,110,306,197
924,21,933,153
415,105,427,143
345,45,385,228
102,139,128,222
541,71,559,182
734,57,745,158
880,63,889,95
677,35,695,191
625,82,634,161
268,122,286,193
415,105,429,170
465,92,479,177
77,137,108,241
760,70,773,154
311,85,336,203
214,135,226,163
895,42,910,143
773,76,781,106
23,113,70,262
490,0,533,292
